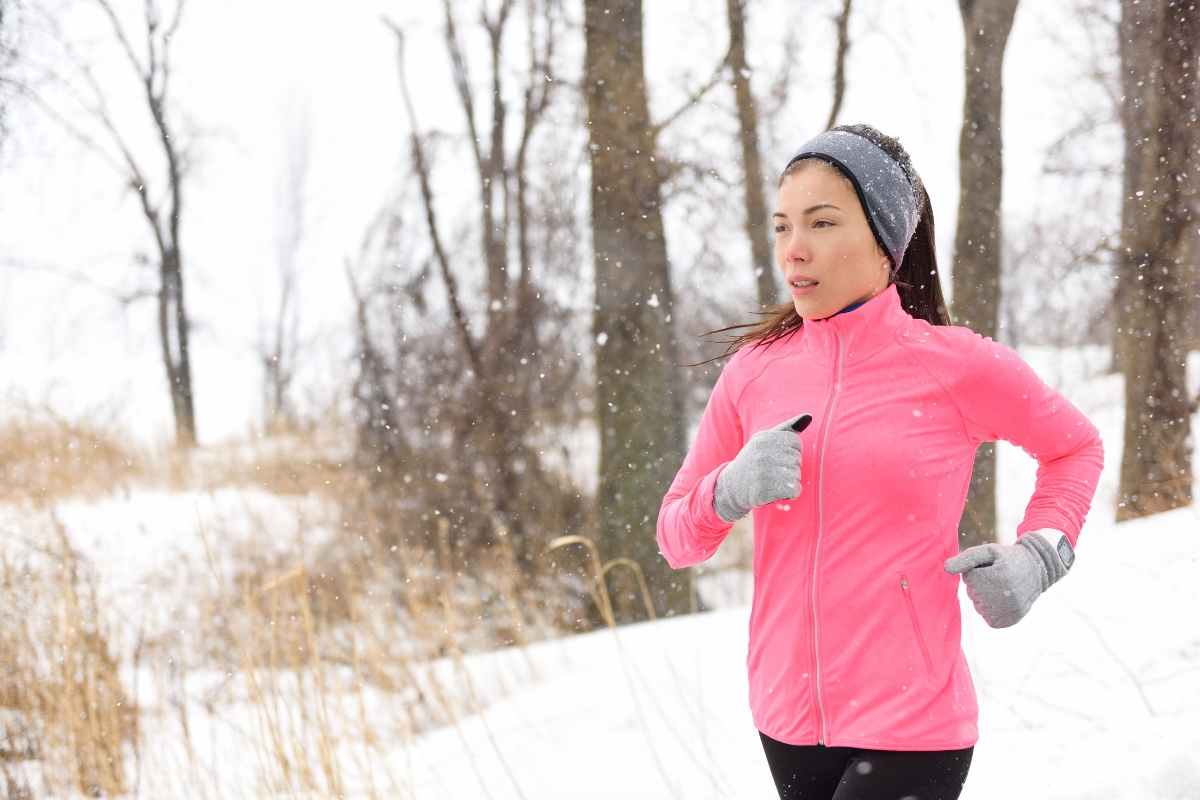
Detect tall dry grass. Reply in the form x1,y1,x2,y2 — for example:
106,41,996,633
0,401,363,508
0,517,137,798
155,506,586,798
0,404,143,507
0,405,689,797
0,511,582,796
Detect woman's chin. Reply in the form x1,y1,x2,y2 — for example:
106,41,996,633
794,299,827,320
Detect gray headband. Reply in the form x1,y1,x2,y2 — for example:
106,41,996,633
783,129,920,270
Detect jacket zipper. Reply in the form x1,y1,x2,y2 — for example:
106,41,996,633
811,330,843,745
900,573,935,674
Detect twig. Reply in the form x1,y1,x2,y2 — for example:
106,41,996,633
650,43,734,142
381,16,483,377
1062,600,1157,717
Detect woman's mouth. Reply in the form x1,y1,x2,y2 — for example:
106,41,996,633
790,279,819,296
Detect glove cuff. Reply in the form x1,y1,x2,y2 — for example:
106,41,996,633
713,467,747,524
1017,530,1070,591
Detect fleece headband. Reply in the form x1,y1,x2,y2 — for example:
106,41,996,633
783,129,920,271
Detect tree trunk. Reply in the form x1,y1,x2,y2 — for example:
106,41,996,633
1115,0,1197,520
952,0,1019,550
726,0,776,309
584,0,690,622
155,243,195,448
824,0,853,131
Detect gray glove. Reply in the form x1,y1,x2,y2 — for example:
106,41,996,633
943,530,1071,628
713,413,810,523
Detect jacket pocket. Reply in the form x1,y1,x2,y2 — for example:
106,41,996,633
899,572,934,675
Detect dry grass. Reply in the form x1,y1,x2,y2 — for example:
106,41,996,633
0,401,364,509
158,424,363,500
0,505,590,798
0,406,143,507
0,517,138,798
0,407,613,797
168,510,585,798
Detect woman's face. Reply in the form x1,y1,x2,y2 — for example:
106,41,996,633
773,160,892,320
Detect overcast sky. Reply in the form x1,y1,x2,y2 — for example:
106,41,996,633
0,0,1117,444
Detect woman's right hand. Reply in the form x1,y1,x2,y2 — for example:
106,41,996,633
713,413,810,523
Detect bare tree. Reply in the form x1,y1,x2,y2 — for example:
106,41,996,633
1001,0,1123,354
726,0,774,309
258,101,311,433
585,0,707,621
726,0,853,311
952,0,1020,549
27,1,198,446
345,246,410,471
374,1,583,575
824,0,853,131
1115,0,1197,519
0,0,21,149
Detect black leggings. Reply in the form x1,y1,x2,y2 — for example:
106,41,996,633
758,731,973,800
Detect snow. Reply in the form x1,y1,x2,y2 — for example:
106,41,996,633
1,0,1196,796
0,486,341,659
401,513,1200,797
2,346,1196,798
363,347,1200,800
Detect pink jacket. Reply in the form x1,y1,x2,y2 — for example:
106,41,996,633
656,282,1104,750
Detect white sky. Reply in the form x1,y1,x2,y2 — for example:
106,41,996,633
0,0,1119,444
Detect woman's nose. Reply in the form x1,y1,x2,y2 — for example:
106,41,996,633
783,230,811,262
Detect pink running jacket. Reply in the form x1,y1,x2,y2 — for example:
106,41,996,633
656,282,1104,750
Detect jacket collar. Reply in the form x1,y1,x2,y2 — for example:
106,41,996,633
798,282,912,364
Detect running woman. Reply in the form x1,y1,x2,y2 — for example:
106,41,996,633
656,123,1104,800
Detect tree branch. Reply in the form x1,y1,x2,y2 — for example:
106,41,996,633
383,17,483,377
160,0,187,100
60,34,168,256
440,0,484,174
650,43,733,142
93,0,147,78
512,0,559,341
6,78,125,173
824,0,852,130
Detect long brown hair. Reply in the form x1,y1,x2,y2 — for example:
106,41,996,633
687,123,950,368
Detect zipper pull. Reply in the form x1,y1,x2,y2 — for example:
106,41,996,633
790,414,813,433
900,576,909,590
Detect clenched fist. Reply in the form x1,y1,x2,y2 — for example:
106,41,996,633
713,413,811,523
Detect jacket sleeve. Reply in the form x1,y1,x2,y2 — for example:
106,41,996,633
656,356,746,569
951,331,1105,549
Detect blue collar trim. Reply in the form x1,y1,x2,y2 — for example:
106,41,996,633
831,298,867,317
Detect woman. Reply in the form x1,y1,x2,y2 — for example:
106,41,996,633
656,123,1104,799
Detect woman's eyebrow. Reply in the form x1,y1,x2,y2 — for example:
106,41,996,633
772,203,842,218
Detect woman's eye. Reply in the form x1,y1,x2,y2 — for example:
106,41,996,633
813,220,833,228
773,225,787,234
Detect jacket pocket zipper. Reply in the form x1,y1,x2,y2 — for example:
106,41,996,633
899,573,934,675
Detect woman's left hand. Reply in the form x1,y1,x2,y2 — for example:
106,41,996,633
944,531,1071,628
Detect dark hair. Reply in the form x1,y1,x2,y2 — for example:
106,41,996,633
687,123,950,367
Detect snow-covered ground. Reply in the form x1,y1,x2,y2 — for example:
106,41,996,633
2,346,1197,798
399,500,1200,799
381,347,1200,799
3,0,1193,793
0,486,340,659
